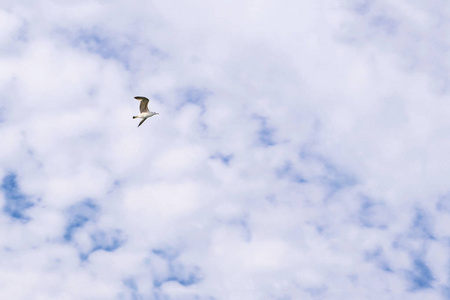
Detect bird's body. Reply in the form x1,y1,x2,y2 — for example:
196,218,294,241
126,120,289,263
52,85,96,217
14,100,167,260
133,96,159,127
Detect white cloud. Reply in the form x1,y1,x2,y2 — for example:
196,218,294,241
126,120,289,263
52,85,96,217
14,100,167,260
1,0,450,299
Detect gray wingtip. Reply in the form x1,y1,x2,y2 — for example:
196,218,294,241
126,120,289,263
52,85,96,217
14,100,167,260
134,96,149,100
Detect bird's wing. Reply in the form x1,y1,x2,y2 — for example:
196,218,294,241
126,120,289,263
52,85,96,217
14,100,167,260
137,118,147,127
135,96,149,113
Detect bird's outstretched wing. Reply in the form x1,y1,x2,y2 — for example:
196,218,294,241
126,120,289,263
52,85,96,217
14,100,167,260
135,96,149,113
138,118,147,127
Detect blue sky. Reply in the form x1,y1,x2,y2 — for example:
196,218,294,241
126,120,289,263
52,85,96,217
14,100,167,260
1,0,450,299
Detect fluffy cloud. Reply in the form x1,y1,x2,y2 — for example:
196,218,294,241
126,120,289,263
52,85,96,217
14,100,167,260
1,0,450,299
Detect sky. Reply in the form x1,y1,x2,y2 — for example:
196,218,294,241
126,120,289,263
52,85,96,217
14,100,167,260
1,0,450,299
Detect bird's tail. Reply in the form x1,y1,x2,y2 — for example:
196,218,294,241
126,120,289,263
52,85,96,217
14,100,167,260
133,116,138,119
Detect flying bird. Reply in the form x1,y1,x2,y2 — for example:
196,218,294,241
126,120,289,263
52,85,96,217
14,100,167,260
132,96,159,127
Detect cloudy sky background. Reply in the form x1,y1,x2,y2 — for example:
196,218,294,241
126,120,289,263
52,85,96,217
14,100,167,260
1,0,450,299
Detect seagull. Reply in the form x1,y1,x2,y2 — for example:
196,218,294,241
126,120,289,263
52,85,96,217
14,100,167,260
132,96,159,127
